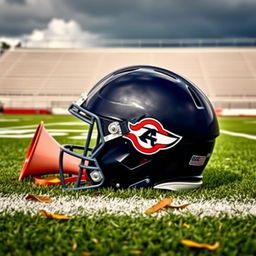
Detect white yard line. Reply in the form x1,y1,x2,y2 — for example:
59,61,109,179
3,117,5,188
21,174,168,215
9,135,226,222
220,129,256,140
0,129,87,134
0,129,97,139
0,122,92,139
0,194,255,218
0,122,84,130
0,118,19,122
0,133,68,138
0,122,89,139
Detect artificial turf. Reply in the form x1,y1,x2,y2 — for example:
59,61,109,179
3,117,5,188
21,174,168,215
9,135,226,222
0,212,256,256
0,115,255,255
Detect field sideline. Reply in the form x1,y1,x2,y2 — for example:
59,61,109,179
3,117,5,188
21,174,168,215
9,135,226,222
0,114,256,255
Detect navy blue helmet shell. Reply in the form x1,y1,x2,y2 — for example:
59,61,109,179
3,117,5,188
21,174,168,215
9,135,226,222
59,65,219,191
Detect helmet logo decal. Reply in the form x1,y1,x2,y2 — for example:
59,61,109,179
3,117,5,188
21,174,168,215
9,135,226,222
124,118,182,155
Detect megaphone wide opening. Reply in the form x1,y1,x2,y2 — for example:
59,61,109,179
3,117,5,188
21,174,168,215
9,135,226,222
18,122,44,180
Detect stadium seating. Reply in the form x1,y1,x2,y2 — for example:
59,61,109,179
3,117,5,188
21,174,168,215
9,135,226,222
0,48,255,111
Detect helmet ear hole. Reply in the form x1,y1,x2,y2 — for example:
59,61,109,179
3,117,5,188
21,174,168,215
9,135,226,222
120,153,151,170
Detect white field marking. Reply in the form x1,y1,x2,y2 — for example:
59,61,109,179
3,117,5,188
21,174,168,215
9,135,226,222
0,194,255,218
44,122,85,126
0,122,85,130
0,124,37,130
0,133,68,138
0,129,36,134
0,121,93,139
0,131,97,139
244,120,256,124
0,118,19,122
220,129,256,140
69,135,93,140
0,129,86,134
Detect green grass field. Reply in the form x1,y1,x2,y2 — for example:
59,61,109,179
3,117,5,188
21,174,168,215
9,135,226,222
0,114,256,256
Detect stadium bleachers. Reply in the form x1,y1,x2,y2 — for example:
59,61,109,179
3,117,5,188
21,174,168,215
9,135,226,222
0,48,255,111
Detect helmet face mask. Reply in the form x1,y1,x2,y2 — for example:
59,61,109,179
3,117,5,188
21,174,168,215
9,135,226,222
59,104,105,190
59,65,219,191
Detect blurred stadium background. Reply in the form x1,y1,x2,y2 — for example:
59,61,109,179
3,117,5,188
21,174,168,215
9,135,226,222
0,38,256,115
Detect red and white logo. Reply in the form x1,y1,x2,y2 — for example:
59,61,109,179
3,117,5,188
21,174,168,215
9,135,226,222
124,118,182,155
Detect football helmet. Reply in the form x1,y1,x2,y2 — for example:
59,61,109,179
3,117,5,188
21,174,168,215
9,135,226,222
59,65,219,191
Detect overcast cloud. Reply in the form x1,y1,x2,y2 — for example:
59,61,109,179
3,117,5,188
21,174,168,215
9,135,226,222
0,0,256,47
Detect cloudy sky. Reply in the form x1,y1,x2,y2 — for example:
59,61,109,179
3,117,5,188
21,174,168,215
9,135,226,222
1,0,256,47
